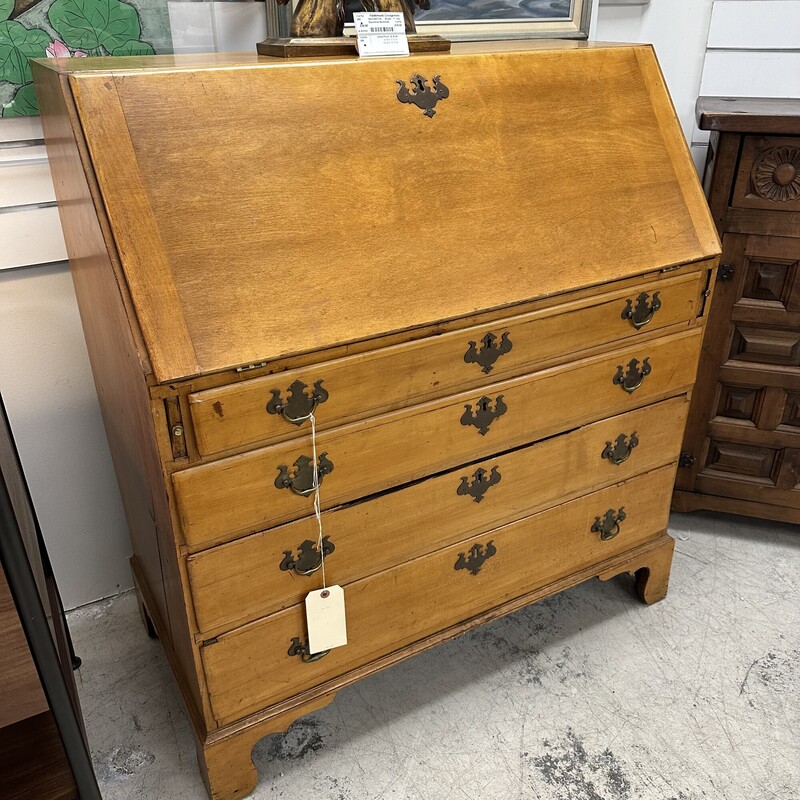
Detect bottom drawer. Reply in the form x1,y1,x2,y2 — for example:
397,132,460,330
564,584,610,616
201,464,676,725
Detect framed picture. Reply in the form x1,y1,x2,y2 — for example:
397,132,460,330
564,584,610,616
411,0,594,41
269,0,594,41
0,0,172,117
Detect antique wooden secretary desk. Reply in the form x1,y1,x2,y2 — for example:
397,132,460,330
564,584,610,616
33,41,720,799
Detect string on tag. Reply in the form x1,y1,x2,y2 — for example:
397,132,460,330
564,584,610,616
309,411,327,590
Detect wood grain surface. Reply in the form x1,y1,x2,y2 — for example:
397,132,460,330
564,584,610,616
676,111,800,521
0,564,47,729
174,328,701,548
33,62,214,729
201,464,676,725
188,272,703,456
187,396,689,635
698,96,800,134
49,44,717,382
32,42,720,800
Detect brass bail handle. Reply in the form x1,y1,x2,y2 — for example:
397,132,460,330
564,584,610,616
621,291,662,330
279,536,336,576
288,637,329,663
592,507,626,541
266,379,329,426
613,358,651,395
274,453,334,497
282,399,320,425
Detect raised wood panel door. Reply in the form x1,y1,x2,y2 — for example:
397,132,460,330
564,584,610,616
678,232,800,509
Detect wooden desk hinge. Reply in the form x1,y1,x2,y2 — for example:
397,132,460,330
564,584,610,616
697,268,715,318
718,263,736,281
235,361,269,373
164,396,188,460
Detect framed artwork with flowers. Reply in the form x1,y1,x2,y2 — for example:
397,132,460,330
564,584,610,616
0,0,172,116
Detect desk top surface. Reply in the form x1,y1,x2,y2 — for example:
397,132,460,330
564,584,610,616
35,43,719,382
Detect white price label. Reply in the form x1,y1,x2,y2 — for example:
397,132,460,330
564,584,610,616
353,12,409,58
305,585,348,654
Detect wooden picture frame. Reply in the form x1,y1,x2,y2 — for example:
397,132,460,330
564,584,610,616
266,0,594,42
410,0,594,41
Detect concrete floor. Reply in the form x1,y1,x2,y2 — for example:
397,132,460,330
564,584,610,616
67,511,800,800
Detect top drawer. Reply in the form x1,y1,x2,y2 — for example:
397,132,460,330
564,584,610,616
733,136,800,212
188,270,705,456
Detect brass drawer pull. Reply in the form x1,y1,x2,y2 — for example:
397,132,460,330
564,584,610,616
288,637,329,663
279,536,335,576
460,395,507,435
621,291,661,330
457,466,501,503
266,379,329,425
613,358,651,394
601,432,639,465
275,454,334,497
591,507,626,541
454,540,497,575
464,331,512,374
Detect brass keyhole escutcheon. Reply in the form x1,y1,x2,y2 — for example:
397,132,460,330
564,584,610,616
464,331,512,374
460,395,507,435
454,540,497,575
457,466,502,503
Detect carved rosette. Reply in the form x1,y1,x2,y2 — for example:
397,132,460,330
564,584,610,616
751,146,800,202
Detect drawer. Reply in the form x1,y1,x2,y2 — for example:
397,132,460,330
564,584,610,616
187,396,689,634
696,440,800,510
730,324,800,368
187,271,705,456
173,327,702,548
733,135,800,212
201,464,675,725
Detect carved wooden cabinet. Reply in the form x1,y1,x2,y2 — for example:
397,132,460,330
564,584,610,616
33,42,719,800
674,98,800,524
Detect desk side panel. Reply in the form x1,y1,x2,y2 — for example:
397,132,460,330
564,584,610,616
32,63,210,731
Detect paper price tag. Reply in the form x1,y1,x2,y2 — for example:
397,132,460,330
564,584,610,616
353,12,409,58
305,585,348,654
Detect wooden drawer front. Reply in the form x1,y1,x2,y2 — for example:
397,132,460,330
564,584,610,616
733,136,800,212
201,465,675,725
176,330,702,549
696,438,800,509
733,236,800,319
730,325,800,367
187,271,704,456
174,328,701,548
188,397,689,635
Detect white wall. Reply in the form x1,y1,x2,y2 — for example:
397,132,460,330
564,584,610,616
595,0,716,174
595,0,800,167
1,118,132,608
696,0,800,144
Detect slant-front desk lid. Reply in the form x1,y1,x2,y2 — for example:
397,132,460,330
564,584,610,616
34,42,719,383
